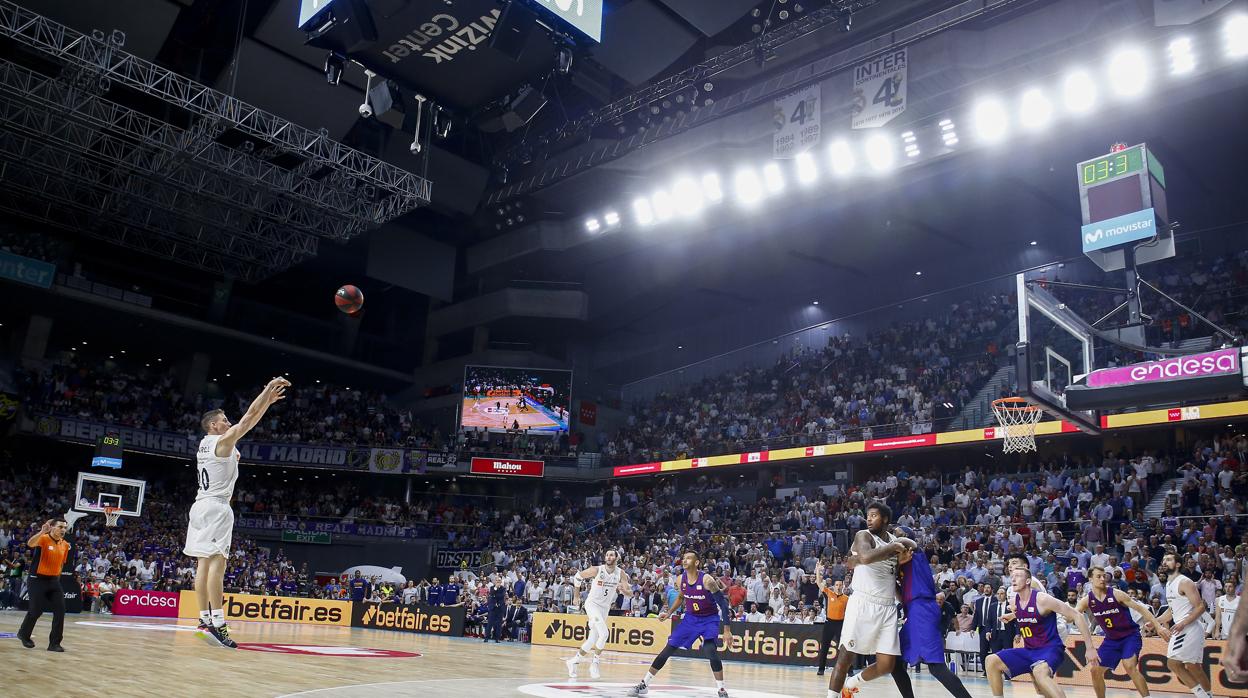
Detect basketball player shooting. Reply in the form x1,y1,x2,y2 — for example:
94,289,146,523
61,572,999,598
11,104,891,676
630,551,732,697
567,549,632,679
827,501,915,698
184,377,289,647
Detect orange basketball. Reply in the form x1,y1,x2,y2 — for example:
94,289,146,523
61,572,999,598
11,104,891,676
334,285,364,314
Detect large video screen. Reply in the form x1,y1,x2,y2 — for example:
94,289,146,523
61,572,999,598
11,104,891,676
461,365,572,434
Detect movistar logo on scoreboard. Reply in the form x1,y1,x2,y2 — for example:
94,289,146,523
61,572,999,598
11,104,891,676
1081,208,1155,253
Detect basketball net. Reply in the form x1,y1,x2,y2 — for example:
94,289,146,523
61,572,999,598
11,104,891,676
103,506,122,527
991,397,1043,453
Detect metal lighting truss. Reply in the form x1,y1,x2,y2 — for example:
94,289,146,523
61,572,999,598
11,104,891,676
0,0,432,279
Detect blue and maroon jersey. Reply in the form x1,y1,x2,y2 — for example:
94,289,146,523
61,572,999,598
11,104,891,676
898,549,937,605
1014,588,1061,650
1087,589,1138,640
680,571,718,617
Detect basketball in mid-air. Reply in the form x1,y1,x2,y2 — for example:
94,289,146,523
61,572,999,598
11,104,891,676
334,285,364,314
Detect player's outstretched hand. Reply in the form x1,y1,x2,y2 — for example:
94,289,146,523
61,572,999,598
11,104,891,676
1153,624,1171,642
1225,630,1248,682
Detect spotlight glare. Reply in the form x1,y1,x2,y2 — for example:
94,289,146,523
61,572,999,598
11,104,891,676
972,98,1009,143
1018,88,1053,131
864,133,895,172
1167,37,1196,75
795,151,818,185
604,210,620,226
633,197,655,226
701,173,724,202
672,177,704,216
828,139,854,176
1107,47,1150,99
651,189,675,221
1225,14,1248,58
585,217,601,233
733,167,764,207
1062,69,1096,115
762,162,785,194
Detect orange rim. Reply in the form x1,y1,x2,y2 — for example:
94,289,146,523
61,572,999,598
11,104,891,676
991,397,1041,412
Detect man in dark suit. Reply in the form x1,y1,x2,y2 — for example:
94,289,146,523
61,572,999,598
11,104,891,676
987,585,1016,654
972,583,1000,674
504,596,529,641
485,576,507,643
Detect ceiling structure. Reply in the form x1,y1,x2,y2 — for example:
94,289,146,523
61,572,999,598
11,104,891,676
3,0,1246,387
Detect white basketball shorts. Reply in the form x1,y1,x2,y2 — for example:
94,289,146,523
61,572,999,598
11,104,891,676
183,497,234,558
1166,621,1205,664
840,594,901,656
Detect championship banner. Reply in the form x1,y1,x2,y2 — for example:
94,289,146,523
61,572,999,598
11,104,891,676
469,456,544,477
368,448,406,474
585,495,604,508
773,83,821,158
113,589,181,618
531,612,670,653
851,48,907,129
1013,636,1248,696
351,601,465,636
673,621,831,666
178,591,351,626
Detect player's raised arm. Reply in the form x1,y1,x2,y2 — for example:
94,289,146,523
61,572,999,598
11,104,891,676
216,377,289,456
1112,588,1168,641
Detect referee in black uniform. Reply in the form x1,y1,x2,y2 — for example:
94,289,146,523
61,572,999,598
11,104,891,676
19,518,72,651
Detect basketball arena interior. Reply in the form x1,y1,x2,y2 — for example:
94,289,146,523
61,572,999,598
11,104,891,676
2,1,1248,696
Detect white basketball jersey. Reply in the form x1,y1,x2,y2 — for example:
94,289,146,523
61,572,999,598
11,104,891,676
1166,574,1194,624
196,435,239,501
586,566,622,608
852,531,898,599
1220,595,1240,638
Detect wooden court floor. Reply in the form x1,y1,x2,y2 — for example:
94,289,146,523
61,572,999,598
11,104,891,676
0,611,1181,698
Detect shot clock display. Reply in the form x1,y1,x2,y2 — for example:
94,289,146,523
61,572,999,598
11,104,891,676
1076,143,1173,273
92,433,123,469
1079,145,1144,186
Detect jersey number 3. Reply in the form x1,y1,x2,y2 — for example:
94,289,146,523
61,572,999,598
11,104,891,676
199,468,210,490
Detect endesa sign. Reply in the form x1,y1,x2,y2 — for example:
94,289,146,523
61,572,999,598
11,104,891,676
113,589,181,618
469,456,544,477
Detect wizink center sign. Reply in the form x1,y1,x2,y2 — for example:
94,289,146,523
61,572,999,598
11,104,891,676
1084,348,1242,388
1081,207,1155,253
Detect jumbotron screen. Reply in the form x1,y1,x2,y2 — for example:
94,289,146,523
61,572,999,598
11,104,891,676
460,365,572,434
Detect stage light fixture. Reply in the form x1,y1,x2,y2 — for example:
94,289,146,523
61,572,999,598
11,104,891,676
672,177,704,216
1018,88,1053,131
901,131,920,159
1167,37,1196,75
585,217,601,233
795,151,818,185
701,173,724,203
828,139,854,176
733,167,764,207
1107,47,1150,98
652,189,675,221
865,133,895,172
604,210,620,227
633,197,655,226
762,162,785,194
1062,69,1096,115
1226,13,1248,58
972,98,1009,143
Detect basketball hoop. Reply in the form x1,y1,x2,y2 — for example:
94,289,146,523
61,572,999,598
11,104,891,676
102,506,122,527
991,397,1043,453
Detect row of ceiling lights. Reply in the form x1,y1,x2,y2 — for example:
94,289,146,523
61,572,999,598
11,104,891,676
581,14,1248,236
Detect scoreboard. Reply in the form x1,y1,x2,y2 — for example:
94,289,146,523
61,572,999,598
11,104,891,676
1076,143,1173,272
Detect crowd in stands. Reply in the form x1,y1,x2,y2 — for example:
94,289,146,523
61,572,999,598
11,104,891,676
602,291,1014,466
4,425,1248,657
